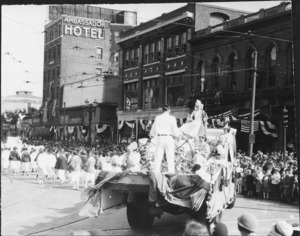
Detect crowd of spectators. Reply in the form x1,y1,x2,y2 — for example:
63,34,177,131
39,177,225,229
235,150,299,205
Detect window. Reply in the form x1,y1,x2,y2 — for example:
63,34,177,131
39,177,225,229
57,44,61,58
167,37,172,58
96,47,103,59
150,43,155,62
58,24,61,36
246,50,255,89
267,46,276,87
96,67,102,75
143,79,160,109
44,50,47,63
212,56,221,89
48,48,51,61
57,66,60,79
156,41,161,61
125,51,129,67
131,49,135,66
113,52,119,62
135,48,139,66
53,46,56,59
227,53,237,91
174,35,179,56
144,45,149,64
181,32,187,54
125,82,138,110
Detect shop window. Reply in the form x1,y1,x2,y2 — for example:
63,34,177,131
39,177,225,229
125,82,138,110
143,79,160,109
167,85,185,107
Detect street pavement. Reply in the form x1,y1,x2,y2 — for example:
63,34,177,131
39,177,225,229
1,170,299,236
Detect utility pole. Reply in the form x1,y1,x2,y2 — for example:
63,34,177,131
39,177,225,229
63,102,66,144
283,106,288,162
249,51,258,158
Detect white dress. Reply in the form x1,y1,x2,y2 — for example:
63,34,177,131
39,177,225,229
180,109,206,139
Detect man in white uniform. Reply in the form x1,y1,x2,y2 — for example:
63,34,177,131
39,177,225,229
150,104,183,173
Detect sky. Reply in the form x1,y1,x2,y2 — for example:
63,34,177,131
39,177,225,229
1,1,286,98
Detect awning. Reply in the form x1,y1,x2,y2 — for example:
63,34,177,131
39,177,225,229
117,107,190,122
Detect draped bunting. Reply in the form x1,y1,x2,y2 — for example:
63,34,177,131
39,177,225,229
125,121,135,129
68,126,75,134
97,124,108,133
118,120,124,130
259,121,278,137
139,120,146,130
52,99,57,117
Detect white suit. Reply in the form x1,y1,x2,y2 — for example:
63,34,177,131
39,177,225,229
150,111,182,173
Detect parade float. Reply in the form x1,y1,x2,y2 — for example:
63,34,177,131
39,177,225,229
80,127,237,229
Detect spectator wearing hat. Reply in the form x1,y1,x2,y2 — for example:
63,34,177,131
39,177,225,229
237,213,257,236
9,146,21,176
268,220,294,236
291,171,298,205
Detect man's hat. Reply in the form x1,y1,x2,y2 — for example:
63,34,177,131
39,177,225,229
163,104,171,111
238,213,257,233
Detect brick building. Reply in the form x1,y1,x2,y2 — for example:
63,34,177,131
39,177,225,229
116,3,249,143
190,1,293,152
42,5,137,141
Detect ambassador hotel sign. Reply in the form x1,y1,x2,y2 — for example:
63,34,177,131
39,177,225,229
63,17,107,39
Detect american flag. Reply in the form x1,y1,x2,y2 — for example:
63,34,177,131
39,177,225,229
241,120,259,133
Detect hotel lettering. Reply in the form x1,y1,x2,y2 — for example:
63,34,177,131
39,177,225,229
63,17,106,39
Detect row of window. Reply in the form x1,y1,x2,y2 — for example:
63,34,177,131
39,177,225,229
197,45,293,91
124,32,187,68
45,23,62,43
44,67,60,84
45,44,61,63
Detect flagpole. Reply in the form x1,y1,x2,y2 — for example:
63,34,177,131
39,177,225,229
249,51,258,158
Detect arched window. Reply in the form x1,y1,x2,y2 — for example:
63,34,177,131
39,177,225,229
266,46,276,87
212,56,221,89
197,60,205,89
227,53,237,91
245,49,255,90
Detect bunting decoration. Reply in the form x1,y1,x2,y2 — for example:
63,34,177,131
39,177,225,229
259,121,278,137
96,124,108,133
139,120,146,130
52,99,57,117
125,121,135,129
118,120,124,130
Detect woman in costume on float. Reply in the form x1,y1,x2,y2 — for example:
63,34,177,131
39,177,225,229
180,99,208,139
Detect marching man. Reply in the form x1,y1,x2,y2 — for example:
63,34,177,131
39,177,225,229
150,104,183,173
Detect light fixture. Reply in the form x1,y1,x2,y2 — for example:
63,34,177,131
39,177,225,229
85,99,89,107
93,100,98,107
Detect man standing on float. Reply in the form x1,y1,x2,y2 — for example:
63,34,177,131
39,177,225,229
150,104,183,173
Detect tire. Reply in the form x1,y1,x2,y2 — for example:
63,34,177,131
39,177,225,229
127,203,140,228
127,202,155,229
227,193,236,209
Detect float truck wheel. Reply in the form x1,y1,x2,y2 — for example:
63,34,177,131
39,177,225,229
127,202,155,229
127,203,140,228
